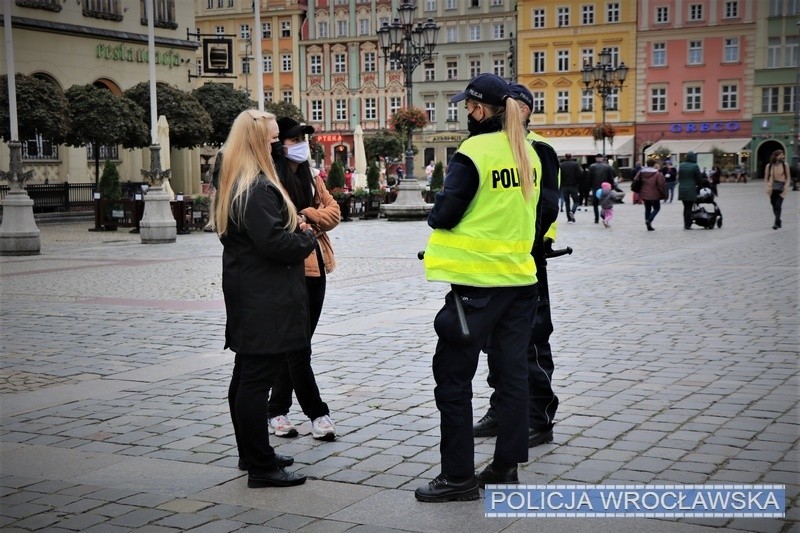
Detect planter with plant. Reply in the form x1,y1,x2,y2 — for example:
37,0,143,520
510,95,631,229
99,159,124,230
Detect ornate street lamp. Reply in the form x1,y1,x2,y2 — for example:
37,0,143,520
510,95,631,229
582,48,628,158
378,2,439,220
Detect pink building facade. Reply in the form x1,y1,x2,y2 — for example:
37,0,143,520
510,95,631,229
636,0,756,171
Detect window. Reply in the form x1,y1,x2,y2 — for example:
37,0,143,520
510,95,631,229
688,40,703,65
281,54,292,72
425,0,436,10
207,0,212,8
227,0,232,6
724,38,739,62
334,53,346,73
724,1,738,18
264,90,272,102
786,36,799,67
215,25,225,36
581,48,594,67
557,7,569,27
446,61,458,80
263,55,272,72
721,84,738,110
139,0,176,29
424,63,435,81
685,86,702,111
606,2,620,23
447,101,458,122
86,143,118,161
337,20,348,37
470,0,479,6
532,91,544,114
689,3,703,21
490,0,503,5
262,22,271,38
533,9,545,28
650,87,667,112
581,5,594,25
761,87,778,113
446,0,457,9
605,47,620,67
85,0,122,22
446,27,457,43
469,25,481,41
310,55,322,75
493,24,505,39
311,100,323,122
784,86,798,112
533,51,545,73
364,98,377,120
318,21,328,38
217,0,222,7
281,21,291,37
240,24,250,39
335,99,347,121
652,42,666,66
22,134,58,160
767,37,781,68
556,91,569,112
359,19,370,35
425,101,436,122
242,57,250,74
605,89,618,111
364,51,376,72
493,58,505,77
470,60,481,77
389,97,402,115
282,91,293,103
655,6,668,23
581,89,593,111
557,50,569,72
768,0,782,16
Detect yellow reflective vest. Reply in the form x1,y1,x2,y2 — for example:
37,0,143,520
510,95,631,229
424,131,541,287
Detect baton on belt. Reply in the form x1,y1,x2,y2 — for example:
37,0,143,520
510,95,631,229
418,251,470,341
545,246,573,259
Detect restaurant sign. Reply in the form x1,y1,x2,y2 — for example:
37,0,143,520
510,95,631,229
96,43,184,69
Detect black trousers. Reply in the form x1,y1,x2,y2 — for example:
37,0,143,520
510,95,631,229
682,201,694,229
486,262,558,432
592,190,601,222
268,251,329,420
644,200,661,224
433,284,537,478
229,352,287,471
771,191,784,226
561,186,579,217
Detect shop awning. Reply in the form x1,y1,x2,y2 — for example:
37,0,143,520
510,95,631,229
645,138,751,156
538,135,634,157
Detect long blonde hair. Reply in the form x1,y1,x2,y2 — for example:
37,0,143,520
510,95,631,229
213,110,299,236
477,97,534,201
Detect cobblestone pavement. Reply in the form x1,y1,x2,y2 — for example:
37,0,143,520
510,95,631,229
0,182,797,532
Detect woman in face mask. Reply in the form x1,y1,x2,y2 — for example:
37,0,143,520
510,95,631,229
266,117,341,442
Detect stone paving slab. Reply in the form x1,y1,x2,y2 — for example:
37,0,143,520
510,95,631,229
0,183,797,532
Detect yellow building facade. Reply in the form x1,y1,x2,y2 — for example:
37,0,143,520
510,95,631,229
516,0,637,166
1,1,202,195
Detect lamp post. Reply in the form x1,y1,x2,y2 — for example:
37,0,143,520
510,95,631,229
582,48,628,158
377,2,439,220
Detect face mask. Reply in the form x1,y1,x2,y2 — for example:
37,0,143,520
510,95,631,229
285,141,310,163
271,141,283,158
467,114,481,135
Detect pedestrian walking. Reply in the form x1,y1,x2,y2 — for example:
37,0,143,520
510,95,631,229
678,151,703,230
214,109,317,488
662,159,677,203
417,73,540,503
597,182,622,227
764,149,790,230
635,158,668,231
588,154,616,223
559,153,582,222
266,117,339,441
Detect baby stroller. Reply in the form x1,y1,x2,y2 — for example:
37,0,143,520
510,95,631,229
692,186,723,229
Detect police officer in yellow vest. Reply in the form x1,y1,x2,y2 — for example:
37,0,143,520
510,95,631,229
474,83,562,450
415,73,542,503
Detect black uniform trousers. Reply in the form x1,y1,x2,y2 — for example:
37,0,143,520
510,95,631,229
432,283,537,479
486,259,559,432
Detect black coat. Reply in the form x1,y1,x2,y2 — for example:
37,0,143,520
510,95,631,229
221,178,317,355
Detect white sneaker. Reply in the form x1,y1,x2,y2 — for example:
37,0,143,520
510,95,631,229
311,415,336,441
268,415,298,438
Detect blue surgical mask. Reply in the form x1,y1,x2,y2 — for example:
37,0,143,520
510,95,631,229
285,141,310,163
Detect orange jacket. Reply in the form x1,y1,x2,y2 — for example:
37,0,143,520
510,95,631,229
301,173,339,277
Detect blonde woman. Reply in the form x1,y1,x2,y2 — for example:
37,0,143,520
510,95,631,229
418,73,542,502
764,149,789,230
214,109,317,488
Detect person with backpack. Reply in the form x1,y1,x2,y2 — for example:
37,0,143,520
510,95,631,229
634,158,668,231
